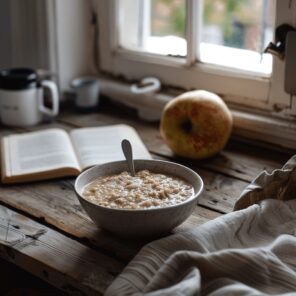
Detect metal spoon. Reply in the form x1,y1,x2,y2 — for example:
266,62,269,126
121,139,136,177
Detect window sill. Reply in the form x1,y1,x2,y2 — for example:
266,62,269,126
99,76,296,151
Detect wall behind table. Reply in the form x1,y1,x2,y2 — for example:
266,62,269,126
0,0,95,93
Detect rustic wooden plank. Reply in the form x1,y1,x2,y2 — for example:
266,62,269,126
196,168,247,213
0,105,270,294
0,180,142,262
58,109,289,183
0,166,243,267
0,205,124,296
200,141,290,183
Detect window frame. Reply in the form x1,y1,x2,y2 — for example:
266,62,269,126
98,0,295,112
96,0,296,150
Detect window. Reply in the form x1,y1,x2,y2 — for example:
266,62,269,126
98,1,296,125
119,0,274,75
119,0,187,57
200,0,274,75
98,0,296,114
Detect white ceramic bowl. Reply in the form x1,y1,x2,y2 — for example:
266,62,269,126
75,159,203,238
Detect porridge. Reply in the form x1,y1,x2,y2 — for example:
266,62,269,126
82,170,194,209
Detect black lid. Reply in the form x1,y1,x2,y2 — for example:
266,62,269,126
0,68,38,90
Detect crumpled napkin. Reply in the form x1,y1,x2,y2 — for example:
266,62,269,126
234,154,296,210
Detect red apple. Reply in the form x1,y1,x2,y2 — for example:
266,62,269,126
160,90,233,159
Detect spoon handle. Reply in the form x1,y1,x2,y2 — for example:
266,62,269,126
121,139,136,177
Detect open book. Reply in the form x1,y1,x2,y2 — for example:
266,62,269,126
1,124,151,184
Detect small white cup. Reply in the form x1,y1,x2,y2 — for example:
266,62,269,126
0,68,59,127
71,76,100,110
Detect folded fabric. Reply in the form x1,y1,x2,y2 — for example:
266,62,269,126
105,155,296,296
234,155,296,211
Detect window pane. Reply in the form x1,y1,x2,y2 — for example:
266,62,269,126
201,0,275,74
118,0,187,57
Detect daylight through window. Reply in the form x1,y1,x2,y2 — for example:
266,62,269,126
118,0,275,75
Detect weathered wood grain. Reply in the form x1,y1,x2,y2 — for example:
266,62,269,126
0,205,124,296
197,168,247,213
0,167,237,263
58,109,289,183
0,192,220,295
0,106,287,295
0,180,142,262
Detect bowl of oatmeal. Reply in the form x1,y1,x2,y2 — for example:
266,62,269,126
75,159,203,238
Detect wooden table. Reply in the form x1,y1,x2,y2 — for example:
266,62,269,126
0,102,292,295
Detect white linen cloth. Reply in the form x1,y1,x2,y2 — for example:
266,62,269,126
105,155,296,296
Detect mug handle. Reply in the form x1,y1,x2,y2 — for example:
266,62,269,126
39,80,59,117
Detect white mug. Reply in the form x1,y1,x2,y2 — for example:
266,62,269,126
71,76,100,111
0,68,59,127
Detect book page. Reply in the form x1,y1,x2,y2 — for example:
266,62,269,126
70,124,152,169
3,129,80,177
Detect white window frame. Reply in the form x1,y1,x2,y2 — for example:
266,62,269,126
97,0,296,112
95,0,296,150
